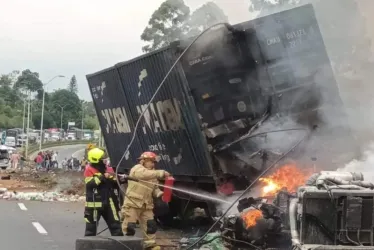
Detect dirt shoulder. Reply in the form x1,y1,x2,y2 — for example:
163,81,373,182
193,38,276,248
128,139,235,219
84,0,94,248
0,168,85,195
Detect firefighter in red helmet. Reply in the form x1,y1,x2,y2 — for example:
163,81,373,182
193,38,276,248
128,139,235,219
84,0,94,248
121,152,171,250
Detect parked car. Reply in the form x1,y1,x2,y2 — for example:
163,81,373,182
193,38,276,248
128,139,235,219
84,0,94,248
0,147,9,169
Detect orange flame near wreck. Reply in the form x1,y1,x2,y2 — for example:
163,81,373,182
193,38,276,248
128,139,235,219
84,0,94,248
242,209,263,228
241,164,312,229
259,164,312,196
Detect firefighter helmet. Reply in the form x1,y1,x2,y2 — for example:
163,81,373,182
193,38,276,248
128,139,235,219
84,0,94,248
87,148,106,164
138,152,158,161
87,143,96,150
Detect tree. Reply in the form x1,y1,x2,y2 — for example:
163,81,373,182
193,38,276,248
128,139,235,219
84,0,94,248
140,0,190,52
68,75,78,94
14,69,43,92
83,116,99,130
249,0,301,13
186,2,228,37
50,89,82,130
0,69,99,130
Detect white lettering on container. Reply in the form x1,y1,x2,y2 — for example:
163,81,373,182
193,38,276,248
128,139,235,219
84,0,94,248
136,98,183,134
286,29,307,40
267,36,281,46
101,106,131,134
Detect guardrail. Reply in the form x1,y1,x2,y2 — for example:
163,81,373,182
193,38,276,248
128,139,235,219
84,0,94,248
27,140,98,156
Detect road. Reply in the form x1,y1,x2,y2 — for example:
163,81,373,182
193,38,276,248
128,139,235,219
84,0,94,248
54,145,86,162
29,144,86,164
0,200,110,250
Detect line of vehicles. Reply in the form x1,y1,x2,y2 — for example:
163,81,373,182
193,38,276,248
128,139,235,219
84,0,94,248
0,127,98,148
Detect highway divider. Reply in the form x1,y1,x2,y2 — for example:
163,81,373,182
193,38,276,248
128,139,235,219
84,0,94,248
27,140,98,157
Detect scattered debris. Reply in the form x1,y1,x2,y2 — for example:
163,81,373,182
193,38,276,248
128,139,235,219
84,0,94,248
0,188,86,202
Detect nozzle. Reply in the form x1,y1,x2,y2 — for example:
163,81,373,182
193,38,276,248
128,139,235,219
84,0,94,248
118,174,139,182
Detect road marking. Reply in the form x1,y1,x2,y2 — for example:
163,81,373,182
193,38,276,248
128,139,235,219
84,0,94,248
18,203,27,211
72,148,85,158
32,222,48,235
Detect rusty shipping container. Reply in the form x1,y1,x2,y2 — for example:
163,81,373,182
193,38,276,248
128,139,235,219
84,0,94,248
87,4,358,186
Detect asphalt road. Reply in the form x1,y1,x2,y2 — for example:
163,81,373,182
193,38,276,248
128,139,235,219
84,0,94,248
54,145,86,162
0,200,110,250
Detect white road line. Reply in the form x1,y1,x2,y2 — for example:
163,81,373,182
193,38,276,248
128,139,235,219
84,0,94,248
72,148,86,158
18,203,27,211
32,222,48,235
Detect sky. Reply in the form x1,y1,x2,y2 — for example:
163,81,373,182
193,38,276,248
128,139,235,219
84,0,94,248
0,0,256,100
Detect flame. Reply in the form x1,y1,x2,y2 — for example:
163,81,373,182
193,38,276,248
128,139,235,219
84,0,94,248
259,164,311,196
242,209,263,228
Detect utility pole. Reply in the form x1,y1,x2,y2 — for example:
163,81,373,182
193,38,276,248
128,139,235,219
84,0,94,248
57,104,67,130
25,91,31,159
22,97,26,147
39,75,65,151
81,102,84,131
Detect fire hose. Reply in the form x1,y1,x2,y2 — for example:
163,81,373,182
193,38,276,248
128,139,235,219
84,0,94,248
185,128,309,249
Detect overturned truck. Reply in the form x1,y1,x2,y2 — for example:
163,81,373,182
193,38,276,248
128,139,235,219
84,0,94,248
86,4,358,220
228,171,374,250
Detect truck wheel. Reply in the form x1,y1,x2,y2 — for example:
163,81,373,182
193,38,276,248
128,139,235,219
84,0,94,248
1,167,6,170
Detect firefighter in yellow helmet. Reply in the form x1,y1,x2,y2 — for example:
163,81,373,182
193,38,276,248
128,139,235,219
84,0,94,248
121,151,171,250
84,148,123,236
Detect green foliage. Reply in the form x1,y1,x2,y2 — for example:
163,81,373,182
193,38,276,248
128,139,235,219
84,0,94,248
141,0,229,52
186,2,228,37
68,75,78,93
83,116,99,130
50,89,82,129
14,69,43,92
0,70,98,130
141,0,190,52
249,0,300,12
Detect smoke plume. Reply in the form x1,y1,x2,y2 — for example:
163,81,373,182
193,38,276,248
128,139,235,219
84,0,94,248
337,142,374,183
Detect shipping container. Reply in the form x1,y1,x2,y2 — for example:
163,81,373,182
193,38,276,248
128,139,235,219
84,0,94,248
115,47,212,177
87,66,144,169
87,4,357,204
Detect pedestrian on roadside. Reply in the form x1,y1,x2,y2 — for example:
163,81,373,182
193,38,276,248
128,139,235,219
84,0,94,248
10,151,20,169
81,157,87,172
61,158,68,170
51,151,58,168
34,152,43,170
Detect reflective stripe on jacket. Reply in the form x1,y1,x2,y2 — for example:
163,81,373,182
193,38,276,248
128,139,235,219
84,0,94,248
123,164,165,210
84,165,117,208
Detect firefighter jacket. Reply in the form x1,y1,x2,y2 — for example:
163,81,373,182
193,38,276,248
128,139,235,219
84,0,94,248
84,164,118,209
123,164,165,210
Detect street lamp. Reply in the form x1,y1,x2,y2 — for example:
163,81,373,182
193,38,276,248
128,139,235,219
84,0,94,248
57,104,67,130
25,91,31,159
39,75,65,150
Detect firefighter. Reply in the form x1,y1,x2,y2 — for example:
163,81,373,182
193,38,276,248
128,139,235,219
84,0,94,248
121,151,171,250
84,147,123,236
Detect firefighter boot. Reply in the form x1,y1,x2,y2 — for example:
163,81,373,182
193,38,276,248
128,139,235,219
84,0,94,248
144,240,160,250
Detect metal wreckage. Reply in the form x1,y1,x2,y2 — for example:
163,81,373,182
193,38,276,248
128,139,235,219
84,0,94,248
84,2,374,250
215,170,374,250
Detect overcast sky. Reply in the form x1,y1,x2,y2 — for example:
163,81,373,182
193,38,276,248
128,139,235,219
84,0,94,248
0,0,256,100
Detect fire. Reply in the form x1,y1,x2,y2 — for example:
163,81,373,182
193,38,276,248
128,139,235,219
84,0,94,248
242,209,263,228
259,164,311,196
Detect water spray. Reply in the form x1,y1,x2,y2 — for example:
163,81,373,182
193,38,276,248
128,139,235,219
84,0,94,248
118,174,231,205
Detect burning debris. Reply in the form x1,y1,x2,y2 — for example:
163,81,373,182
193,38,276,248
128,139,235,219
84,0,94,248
259,164,312,196
242,209,263,228
214,170,374,250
